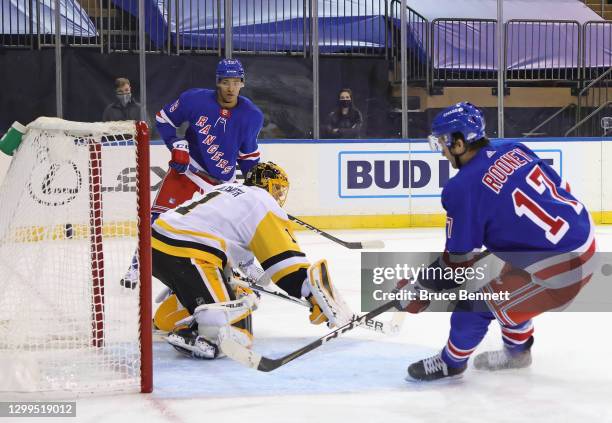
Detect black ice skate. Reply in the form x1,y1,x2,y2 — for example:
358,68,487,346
407,353,467,382
166,326,219,360
473,337,533,371
119,263,139,289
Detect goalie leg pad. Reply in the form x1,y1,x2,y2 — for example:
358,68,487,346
167,298,255,360
194,299,254,350
306,259,352,327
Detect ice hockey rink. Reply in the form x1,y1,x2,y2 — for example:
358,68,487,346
21,225,610,423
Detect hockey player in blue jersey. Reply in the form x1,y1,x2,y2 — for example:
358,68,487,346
399,102,596,381
152,58,264,218
121,58,264,288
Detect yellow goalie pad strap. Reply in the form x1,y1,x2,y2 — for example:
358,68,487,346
307,296,328,325
154,294,191,332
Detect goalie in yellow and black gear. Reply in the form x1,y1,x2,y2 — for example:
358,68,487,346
151,162,341,359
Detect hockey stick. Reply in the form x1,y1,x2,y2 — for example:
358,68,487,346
231,271,405,336
232,272,311,307
288,215,385,249
219,299,400,372
221,251,498,371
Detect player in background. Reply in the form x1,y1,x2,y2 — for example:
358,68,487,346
121,58,264,288
151,162,336,359
398,102,596,381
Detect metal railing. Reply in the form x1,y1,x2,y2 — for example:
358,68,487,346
566,66,612,136
2,0,611,89
506,20,581,83
172,0,223,54
230,0,308,56
1,0,37,48
566,100,612,136
583,21,612,82
102,0,391,56
64,0,104,48
319,0,388,56
106,0,139,52
523,103,576,137
102,0,390,56
1,0,103,49
430,18,497,83
388,0,428,83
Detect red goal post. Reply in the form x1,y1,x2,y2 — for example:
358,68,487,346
136,120,153,394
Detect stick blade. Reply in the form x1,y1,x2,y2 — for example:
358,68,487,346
219,328,262,369
359,240,385,249
387,312,407,336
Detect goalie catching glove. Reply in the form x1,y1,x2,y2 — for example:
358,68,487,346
303,259,352,327
236,258,271,286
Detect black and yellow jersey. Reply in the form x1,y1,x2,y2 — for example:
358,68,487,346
151,183,309,296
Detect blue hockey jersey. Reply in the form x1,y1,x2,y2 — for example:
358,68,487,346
156,88,264,181
442,139,593,269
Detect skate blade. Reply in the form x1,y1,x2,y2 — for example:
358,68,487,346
153,328,169,342
473,364,532,372
170,343,197,358
404,373,465,384
164,336,191,356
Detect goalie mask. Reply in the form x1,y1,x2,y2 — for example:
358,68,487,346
244,162,289,207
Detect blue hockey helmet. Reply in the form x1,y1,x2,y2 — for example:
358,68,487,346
428,102,486,151
216,58,245,83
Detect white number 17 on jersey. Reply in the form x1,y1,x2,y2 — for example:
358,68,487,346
512,165,583,244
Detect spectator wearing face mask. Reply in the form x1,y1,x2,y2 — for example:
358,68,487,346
325,88,363,138
102,77,142,122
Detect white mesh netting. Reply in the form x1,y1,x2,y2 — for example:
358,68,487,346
0,117,146,393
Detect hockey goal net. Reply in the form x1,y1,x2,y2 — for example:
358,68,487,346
0,117,152,394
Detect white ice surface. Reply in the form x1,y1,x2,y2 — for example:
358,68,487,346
9,227,612,423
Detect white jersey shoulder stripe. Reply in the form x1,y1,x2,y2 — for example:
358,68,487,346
157,108,178,128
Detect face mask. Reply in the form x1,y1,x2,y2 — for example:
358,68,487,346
117,93,131,106
339,99,352,108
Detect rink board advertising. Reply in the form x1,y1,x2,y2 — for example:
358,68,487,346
338,149,562,198
2,137,606,222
